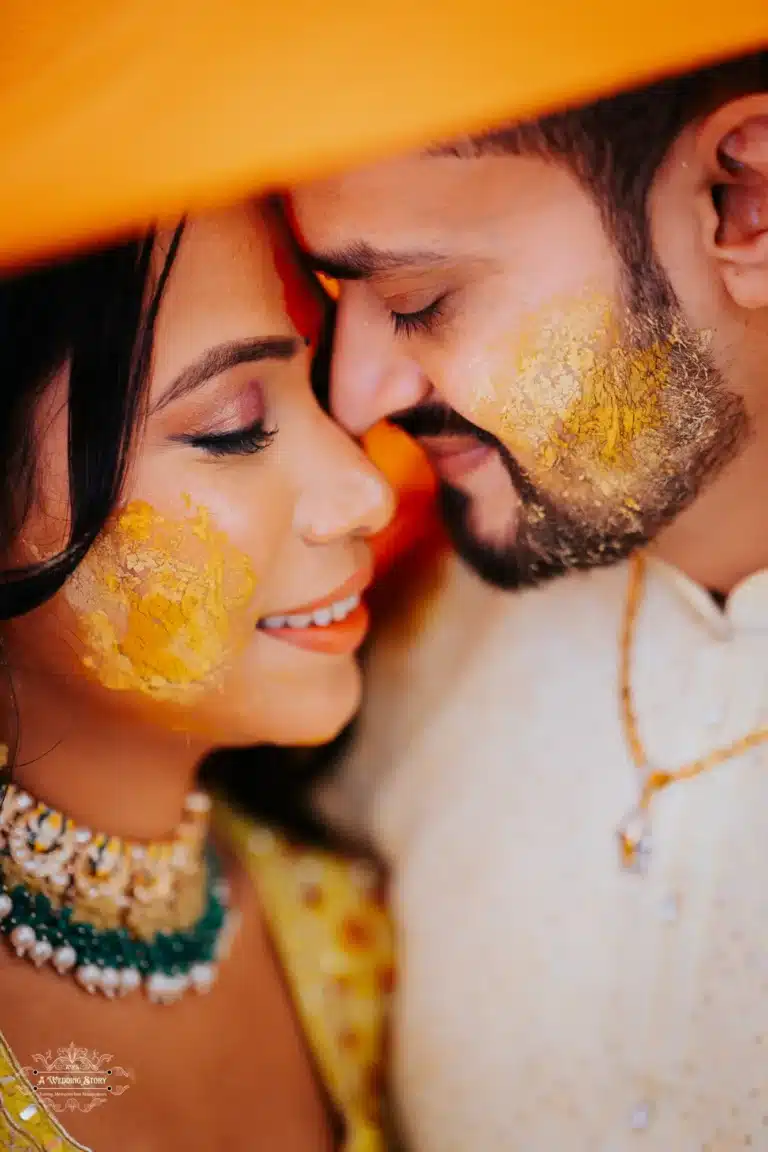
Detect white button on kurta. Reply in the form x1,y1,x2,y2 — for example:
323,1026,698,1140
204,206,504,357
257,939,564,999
629,1102,651,1131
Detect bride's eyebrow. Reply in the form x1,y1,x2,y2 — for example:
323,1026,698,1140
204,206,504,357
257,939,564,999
152,336,299,413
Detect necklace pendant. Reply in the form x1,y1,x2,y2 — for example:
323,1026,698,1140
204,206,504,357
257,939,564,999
616,804,652,874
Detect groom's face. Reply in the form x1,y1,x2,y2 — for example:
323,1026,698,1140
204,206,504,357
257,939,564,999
291,149,737,589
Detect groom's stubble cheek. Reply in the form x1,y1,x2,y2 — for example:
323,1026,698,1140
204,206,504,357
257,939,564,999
417,280,745,589
451,291,716,519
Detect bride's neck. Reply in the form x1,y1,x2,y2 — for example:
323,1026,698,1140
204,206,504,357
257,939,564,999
5,669,209,840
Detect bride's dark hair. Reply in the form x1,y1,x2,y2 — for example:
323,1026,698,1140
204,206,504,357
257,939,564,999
0,228,183,620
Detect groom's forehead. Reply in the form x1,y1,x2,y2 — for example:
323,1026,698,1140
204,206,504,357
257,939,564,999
293,154,459,238
290,149,538,264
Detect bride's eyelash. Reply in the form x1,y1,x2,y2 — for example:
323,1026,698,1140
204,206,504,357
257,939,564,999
389,294,447,337
179,417,277,458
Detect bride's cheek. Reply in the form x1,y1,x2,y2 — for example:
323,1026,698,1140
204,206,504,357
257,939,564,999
64,497,256,702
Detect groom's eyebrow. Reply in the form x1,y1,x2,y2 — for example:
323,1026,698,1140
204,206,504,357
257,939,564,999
305,241,449,281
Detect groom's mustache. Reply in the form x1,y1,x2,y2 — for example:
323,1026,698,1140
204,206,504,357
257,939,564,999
388,403,501,449
388,400,547,512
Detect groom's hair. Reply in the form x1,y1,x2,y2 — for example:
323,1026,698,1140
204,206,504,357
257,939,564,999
436,49,768,299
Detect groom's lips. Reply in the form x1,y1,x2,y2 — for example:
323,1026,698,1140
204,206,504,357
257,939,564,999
417,435,493,484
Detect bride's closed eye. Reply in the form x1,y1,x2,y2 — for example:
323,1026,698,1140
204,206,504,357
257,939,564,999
177,416,276,458
168,375,277,459
154,334,299,459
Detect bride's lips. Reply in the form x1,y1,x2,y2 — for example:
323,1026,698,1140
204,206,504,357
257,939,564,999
256,564,373,655
418,435,492,484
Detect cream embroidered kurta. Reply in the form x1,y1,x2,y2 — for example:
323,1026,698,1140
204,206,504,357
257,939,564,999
322,550,768,1151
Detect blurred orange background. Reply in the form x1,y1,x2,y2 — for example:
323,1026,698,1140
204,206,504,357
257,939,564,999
365,423,443,578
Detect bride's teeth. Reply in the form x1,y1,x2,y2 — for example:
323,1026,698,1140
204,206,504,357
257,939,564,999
285,613,313,628
261,593,362,630
336,595,359,620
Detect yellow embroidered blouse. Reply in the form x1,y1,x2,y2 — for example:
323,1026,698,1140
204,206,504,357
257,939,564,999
0,805,394,1152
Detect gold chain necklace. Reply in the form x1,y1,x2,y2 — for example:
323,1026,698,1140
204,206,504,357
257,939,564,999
617,550,768,871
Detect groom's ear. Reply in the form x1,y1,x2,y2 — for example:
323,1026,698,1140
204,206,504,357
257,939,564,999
695,94,768,309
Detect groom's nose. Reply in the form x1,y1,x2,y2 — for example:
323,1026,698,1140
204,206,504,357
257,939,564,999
330,286,430,435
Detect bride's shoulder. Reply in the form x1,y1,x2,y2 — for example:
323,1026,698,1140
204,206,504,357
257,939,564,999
216,803,393,980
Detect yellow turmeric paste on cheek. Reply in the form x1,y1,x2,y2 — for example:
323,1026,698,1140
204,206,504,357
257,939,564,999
474,294,684,486
66,499,255,700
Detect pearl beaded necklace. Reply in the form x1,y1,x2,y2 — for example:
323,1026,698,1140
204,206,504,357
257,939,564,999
0,785,237,1005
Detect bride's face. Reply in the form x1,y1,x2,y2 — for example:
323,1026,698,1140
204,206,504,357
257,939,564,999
7,203,394,747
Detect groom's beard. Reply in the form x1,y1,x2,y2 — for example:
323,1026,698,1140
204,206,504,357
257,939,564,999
389,403,658,591
382,241,748,591
436,467,648,590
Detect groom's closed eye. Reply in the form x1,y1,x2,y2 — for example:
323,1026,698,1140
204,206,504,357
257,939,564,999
305,246,457,342
387,293,450,337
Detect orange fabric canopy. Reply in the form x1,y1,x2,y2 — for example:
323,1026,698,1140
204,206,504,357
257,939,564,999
1,0,766,268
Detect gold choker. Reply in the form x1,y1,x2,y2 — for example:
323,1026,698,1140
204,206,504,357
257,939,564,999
0,784,234,1004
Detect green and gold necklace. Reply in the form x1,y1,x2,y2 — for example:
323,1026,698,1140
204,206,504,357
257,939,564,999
0,778,237,1005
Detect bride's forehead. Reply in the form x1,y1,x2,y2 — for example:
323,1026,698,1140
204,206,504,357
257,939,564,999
151,207,294,326
153,205,272,278
144,208,318,407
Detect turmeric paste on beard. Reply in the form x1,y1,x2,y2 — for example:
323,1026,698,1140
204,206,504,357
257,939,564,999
473,292,716,512
66,498,255,701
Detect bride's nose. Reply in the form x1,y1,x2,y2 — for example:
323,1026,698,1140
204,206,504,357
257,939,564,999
293,448,395,545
